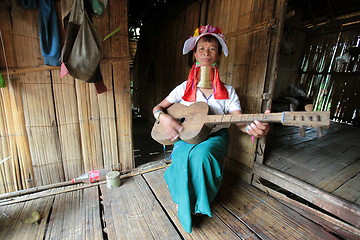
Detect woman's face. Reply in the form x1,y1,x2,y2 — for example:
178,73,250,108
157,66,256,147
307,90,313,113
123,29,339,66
194,37,219,66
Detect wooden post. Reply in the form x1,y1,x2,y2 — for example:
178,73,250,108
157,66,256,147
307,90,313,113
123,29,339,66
255,0,288,166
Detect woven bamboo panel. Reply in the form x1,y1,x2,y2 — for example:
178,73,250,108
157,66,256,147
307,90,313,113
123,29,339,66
21,72,64,186
208,0,277,181
52,70,83,180
0,0,132,193
98,63,120,170
11,7,42,67
299,27,360,125
113,61,133,170
76,80,104,171
108,0,129,58
0,8,16,68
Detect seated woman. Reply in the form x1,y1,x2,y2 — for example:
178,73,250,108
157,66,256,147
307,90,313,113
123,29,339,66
152,25,270,233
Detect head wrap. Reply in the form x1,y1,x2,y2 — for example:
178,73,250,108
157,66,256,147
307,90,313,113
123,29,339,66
182,25,229,57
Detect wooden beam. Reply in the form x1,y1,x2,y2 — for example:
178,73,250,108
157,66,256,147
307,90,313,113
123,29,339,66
0,65,59,75
253,163,360,228
225,18,277,39
0,57,131,75
255,0,288,165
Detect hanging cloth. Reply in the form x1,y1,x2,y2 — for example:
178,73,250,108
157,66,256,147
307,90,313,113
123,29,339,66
17,0,61,66
60,0,106,93
19,0,38,9
60,0,74,30
182,62,229,102
38,0,61,66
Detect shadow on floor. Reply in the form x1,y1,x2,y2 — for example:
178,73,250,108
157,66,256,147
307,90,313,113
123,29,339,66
133,116,172,167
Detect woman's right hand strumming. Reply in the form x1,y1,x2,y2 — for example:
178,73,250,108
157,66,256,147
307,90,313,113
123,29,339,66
153,99,183,142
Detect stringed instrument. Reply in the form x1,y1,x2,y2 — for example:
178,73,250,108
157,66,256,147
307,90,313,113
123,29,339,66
151,102,330,145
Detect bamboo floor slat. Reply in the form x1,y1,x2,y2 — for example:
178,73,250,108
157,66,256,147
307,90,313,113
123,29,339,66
0,190,54,239
0,166,342,240
143,169,243,240
217,176,339,240
265,122,360,204
101,175,180,239
44,186,103,240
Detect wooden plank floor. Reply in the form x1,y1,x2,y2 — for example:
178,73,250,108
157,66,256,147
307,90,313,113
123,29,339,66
0,166,341,240
265,122,360,205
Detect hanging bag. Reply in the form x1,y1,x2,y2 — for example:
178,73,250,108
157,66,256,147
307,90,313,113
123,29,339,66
60,0,102,82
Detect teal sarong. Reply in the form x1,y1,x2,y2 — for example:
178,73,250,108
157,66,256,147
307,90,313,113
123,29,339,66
164,129,228,233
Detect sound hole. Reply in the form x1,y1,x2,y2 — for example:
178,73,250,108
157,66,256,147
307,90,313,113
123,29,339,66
179,117,186,123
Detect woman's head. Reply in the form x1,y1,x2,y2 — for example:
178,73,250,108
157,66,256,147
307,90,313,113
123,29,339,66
195,35,222,55
194,36,220,66
183,25,228,57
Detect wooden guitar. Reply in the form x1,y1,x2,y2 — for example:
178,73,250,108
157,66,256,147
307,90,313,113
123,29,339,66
151,102,330,145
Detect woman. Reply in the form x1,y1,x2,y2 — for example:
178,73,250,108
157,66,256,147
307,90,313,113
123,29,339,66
152,25,269,233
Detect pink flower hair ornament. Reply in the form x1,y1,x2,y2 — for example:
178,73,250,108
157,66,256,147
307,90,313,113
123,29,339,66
183,25,229,57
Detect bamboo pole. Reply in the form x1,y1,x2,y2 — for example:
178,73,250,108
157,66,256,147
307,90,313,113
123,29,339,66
0,156,11,165
0,180,75,200
0,163,169,205
0,78,20,193
8,76,34,189
0,98,10,193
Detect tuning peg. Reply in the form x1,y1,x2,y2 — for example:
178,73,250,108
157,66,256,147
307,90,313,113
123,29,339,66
304,104,313,112
298,126,306,137
316,127,324,138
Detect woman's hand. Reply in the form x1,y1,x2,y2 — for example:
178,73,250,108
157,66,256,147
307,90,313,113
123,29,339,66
232,110,271,138
244,110,271,138
158,113,183,142
153,99,183,142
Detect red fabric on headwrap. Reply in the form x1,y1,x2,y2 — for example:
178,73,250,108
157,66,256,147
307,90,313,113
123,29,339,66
182,63,229,102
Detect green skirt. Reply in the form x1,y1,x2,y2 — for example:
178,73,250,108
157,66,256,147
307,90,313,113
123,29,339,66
164,129,229,233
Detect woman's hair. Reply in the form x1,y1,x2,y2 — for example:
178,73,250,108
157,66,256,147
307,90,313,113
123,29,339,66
195,35,222,55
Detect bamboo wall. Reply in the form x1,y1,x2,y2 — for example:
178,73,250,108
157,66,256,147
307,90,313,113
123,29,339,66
135,0,281,183
274,7,306,99
0,0,133,193
298,26,360,125
207,0,279,182
134,1,201,121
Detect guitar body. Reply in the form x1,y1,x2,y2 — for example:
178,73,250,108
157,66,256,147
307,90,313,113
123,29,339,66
151,102,213,145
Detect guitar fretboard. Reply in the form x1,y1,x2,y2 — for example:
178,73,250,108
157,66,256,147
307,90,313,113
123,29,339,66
205,113,284,124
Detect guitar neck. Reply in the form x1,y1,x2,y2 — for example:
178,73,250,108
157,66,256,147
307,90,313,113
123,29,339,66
205,113,284,125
